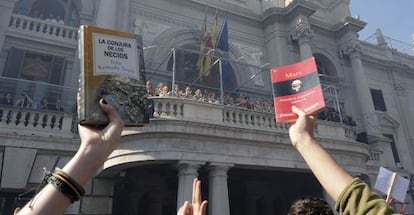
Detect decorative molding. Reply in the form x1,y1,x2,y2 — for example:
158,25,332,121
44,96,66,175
290,23,314,41
232,42,265,86
374,112,400,129
134,7,197,30
341,42,363,57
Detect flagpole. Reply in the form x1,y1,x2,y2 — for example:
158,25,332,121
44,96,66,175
219,59,224,104
171,47,176,96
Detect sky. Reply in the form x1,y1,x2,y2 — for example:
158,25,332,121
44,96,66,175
349,0,413,46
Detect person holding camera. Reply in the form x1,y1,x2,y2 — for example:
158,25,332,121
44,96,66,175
16,90,33,108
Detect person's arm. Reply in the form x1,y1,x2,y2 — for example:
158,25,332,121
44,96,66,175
177,178,208,215
289,106,353,201
18,99,124,214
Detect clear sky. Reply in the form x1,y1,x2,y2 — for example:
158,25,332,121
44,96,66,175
349,0,413,45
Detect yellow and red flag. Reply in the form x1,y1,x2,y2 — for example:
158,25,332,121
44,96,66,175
203,9,219,77
197,11,208,79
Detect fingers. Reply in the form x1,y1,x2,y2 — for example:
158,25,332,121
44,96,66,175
194,178,203,204
192,178,198,204
199,200,208,215
291,105,305,117
99,99,123,125
177,201,192,215
99,99,124,134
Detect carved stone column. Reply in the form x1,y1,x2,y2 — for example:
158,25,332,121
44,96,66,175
341,42,377,135
290,23,314,60
176,161,203,209
208,163,233,215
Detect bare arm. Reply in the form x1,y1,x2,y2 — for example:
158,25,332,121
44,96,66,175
289,106,353,201
18,99,124,214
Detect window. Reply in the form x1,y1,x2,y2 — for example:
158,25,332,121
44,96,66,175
4,48,65,83
370,88,387,111
383,134,401,165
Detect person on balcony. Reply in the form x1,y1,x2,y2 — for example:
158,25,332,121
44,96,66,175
173,84,183,97
15,91,33,108
39,97,50,110
183,86,193,99
146,81,156,97
54,99,64,112
159,85,171,97
156,82,165,96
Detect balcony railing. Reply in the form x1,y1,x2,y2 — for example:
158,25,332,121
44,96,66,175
152,97,356,140
0,105,75,138
0,96,357,142
8,14,78,42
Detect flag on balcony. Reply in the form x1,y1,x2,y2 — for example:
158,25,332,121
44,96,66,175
196,10,208,78
203,8,219,78
216,18,231,85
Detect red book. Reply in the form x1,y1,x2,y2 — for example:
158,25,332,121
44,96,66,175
270,57,325,123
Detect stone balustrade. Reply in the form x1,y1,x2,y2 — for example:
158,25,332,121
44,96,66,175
8,14,78,42
0,97,357,141
0,105,75,138
151,97,356,140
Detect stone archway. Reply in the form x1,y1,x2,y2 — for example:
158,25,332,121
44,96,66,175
144,28,238,92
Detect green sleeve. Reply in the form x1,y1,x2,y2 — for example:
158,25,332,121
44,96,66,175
335,178,398,215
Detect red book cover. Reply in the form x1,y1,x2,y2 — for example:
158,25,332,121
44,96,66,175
270,57,325,123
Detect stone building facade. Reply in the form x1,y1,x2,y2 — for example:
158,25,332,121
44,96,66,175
0,0,413,214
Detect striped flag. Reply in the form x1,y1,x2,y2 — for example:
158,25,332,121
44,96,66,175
196,11,208,79
203,9,219,77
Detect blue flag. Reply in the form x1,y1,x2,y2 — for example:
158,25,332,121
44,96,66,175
216,18,231,87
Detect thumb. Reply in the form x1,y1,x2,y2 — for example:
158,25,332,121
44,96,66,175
291,105,305,117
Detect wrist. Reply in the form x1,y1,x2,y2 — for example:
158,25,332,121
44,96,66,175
294,135,317,153
61,153,99,186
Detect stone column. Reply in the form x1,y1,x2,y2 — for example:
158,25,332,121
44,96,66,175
387,68,414,168
96,0,116,29
96,0,130,31
176,161,203,209
341,42,377,135
208,163,233,215
0,0,15,51
290,23,314,60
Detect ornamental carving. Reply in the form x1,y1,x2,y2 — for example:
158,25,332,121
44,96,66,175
341,42,363,56
290,23,314,41
232,42,266,86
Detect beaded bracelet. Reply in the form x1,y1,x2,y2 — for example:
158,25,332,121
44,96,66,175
44,173,80,202
54,168,86,197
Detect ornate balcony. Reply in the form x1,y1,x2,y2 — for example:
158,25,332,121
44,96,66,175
7,14,78,46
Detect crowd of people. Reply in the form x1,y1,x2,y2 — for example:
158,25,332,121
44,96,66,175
30,10,65,25
14,101,398,214
0,90,64,112
146,81,357,126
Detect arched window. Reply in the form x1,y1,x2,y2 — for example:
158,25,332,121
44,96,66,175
314,54,338,84
165,45,236,92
